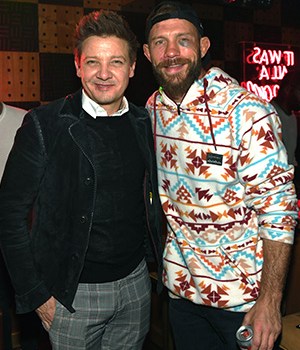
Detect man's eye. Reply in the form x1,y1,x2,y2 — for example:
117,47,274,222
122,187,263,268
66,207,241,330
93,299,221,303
112,60,124,65
179,38,190,47
86,60,97,65
154,39,164,46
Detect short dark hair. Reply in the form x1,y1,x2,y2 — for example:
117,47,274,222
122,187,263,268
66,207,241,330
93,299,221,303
145,1,204,42
74,10,140,64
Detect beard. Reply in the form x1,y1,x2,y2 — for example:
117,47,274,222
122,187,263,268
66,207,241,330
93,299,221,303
152,54,202,101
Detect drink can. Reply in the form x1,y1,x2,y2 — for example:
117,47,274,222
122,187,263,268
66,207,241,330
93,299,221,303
236,325,253,349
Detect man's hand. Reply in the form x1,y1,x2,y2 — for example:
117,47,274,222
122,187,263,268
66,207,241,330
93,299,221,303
242,296,281,350
36,296,56,331
242,239,292,350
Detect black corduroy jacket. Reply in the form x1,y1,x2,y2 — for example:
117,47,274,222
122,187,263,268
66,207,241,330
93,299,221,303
0,90,163,313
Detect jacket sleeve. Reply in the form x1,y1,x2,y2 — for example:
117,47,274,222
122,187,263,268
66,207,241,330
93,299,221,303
237,101,298,244
0,111,51,313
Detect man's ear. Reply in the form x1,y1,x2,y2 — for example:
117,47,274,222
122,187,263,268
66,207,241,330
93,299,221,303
200,37,211,58
129,61,136,78
74,57,81,78
143,44,152,63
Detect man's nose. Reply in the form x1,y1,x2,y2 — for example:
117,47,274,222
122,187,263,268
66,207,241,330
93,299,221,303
164,41,180,58
96,64,112,79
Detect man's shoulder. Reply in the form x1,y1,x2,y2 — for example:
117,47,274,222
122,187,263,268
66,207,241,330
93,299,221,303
128,101,148,116
33,95,70,114
30,91,81,120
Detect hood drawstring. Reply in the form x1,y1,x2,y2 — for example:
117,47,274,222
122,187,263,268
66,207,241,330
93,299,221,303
203,78,217,151
153,78,217,152
153,90,160,152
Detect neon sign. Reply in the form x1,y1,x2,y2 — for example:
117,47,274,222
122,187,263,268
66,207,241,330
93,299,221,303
240,42,299,101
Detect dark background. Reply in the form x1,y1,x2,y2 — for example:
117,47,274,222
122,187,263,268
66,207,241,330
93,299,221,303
0,0,299,109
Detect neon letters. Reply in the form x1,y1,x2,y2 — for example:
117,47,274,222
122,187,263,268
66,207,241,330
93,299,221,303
240,43,296,101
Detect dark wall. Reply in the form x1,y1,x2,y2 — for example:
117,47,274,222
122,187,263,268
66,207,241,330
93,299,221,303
0,0,299,109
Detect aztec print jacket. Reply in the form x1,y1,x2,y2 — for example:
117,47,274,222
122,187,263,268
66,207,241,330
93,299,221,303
146,67,298,312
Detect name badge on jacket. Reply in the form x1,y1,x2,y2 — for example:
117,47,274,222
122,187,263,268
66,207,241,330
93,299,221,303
207,153,223,166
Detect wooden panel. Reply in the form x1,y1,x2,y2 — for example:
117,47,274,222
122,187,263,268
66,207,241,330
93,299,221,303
0,51,40,102
4,0,38,3
39,4,83,53
0,1,38,52
83,0,155,13
84,0,130,11
280,312,300,350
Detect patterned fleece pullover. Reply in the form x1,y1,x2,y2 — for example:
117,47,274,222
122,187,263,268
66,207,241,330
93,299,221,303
146,67,298,312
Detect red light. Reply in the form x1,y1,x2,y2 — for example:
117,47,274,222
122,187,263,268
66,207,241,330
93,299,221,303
241,43,296,101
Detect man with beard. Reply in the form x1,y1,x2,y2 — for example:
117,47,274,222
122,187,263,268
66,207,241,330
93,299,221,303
143,1,298,349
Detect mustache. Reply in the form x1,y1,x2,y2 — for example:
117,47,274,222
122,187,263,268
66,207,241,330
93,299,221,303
156,57,190,69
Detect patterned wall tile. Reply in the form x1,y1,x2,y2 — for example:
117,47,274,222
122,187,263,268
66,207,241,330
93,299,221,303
83,0,151,12
84,0,128,11
0,1,38,52
0,0,299,105
40,0,83,5
39,4,83,53
0,51,40,102
4,0,38,3
40,52,81,102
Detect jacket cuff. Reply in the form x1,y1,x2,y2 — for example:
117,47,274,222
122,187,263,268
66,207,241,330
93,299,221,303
15,281,52,314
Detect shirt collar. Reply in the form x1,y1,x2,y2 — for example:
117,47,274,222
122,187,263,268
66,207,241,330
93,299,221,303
81,89,129,118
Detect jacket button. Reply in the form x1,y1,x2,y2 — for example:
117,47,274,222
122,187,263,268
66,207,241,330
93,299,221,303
84,177,92,185
80,215,87,223
71,253,79,261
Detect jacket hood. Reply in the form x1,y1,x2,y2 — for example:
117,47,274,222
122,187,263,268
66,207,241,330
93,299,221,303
158,67,239,110
152,67,241,151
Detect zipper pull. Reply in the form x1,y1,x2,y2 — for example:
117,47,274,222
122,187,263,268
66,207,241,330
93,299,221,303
177,104,181,115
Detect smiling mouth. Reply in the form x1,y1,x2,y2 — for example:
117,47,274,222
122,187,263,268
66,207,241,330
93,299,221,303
166,63,182,69
158,58,189,69
95,83,113,89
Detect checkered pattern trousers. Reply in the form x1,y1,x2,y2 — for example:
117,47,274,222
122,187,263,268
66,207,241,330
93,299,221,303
48,259,151,350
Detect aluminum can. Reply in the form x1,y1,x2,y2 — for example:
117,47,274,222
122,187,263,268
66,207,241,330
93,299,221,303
236,325,253,349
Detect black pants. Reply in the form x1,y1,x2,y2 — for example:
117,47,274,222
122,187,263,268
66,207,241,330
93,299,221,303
0,255,13,350
0,254,41,350
169,298,281,350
